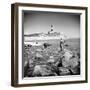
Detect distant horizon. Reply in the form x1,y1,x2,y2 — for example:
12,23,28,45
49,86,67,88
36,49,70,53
24,32,80,39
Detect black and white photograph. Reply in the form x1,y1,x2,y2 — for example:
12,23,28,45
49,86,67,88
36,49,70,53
23,11,80,77
11,3,87,87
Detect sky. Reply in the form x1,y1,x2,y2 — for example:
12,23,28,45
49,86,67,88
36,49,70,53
24,11,80,39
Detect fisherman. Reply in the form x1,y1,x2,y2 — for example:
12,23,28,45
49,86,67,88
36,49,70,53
60,38,65,51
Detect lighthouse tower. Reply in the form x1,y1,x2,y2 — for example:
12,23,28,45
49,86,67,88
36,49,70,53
51,24,53,32
48,24,54,34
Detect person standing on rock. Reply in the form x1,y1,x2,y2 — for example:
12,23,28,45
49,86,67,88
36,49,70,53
60,38,65,51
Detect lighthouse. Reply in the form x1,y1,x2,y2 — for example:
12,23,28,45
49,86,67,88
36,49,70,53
48,24,54,34
51,24,53,32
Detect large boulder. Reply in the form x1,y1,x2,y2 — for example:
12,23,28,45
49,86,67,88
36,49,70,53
62,57,79,69
62,49,73,67
33,65,57,76
69,57,79,68
63,49,73,61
